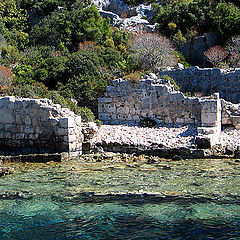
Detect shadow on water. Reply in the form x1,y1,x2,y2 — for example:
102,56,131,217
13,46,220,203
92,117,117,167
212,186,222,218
0,194,239,240
1,210,239,240
0,158,239,240
51,192,240,205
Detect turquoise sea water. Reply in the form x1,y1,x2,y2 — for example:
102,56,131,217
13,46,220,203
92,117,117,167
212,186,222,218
0,156,239,239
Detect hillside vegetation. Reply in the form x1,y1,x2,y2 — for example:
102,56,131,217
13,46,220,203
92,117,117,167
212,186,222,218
1,0,240,120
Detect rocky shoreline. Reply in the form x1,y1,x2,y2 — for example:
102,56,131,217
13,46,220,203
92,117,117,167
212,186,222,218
90,124,240,159
0,124,240,171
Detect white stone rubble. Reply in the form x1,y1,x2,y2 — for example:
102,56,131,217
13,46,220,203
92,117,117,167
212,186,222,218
220,129,240,148
92,124,198,148
92,124,240,149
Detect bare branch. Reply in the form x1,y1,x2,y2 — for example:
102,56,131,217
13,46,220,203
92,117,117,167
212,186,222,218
130,33,177,72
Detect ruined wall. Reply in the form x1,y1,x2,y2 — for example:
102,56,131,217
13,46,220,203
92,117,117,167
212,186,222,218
159,67,240,103
221,99,240,129
98,77,221,130
0,96,83,155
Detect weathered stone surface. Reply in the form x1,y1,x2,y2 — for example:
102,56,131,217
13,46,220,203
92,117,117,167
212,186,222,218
159,67,240,103
0,97,83,154
98,76,221,132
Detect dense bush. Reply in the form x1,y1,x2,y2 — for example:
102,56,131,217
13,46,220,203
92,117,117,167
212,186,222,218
210,2,240,40
67,50,100,77
153,0,240,44
30,10,72,49
153,0,211,36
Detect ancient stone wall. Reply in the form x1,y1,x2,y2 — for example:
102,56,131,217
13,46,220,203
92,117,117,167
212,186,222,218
0,96,83,155
98,77,221,130
221,99,240,129
159,67,240,103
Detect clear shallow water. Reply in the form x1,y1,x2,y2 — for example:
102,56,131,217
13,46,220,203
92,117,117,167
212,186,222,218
0,156,239,240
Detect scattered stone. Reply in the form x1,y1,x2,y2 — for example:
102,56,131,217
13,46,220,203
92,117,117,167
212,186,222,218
0,166,14,177
0,190,34,199
225,146,235,155
92,124,197,149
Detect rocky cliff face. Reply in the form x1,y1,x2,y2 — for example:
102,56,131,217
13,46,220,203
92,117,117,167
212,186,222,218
92,0,156,32
92,1,216,66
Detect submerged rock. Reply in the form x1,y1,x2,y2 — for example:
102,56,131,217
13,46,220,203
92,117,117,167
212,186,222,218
0,190,34,199
0,166,14,177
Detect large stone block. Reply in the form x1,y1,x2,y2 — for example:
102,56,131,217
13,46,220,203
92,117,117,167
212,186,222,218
201,112,219,126
105,103,116,113
0,110,15,124
117,106,129,115
99,113,111,121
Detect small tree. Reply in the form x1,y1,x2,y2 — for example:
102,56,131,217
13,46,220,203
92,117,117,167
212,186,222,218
130,33,177,72
204,45,228,68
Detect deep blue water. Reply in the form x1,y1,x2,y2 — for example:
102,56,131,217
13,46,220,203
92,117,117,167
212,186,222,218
0,157,239,239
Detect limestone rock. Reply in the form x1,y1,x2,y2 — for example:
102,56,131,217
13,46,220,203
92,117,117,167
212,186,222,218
92,0,130,16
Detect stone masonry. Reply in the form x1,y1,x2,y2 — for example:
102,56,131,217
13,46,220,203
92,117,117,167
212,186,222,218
0,96,83,155
98,76,222,133
158,67,240,103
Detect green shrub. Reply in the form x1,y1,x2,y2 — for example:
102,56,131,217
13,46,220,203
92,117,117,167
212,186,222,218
153,0,211,36
67,50,100,77
33,56,68,89
13,64,35,85
210,2,240,40
101,47,123,68
75,106,95,122
123,71,143,84
173,30,187,46
175,51,191,68
112,30,129,46
30,10,72,48
163,74,180,91
6,83,49,98
168,22,177,31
